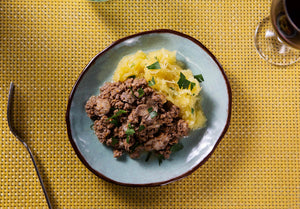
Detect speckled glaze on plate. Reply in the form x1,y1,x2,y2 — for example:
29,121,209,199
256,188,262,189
66,29,231,187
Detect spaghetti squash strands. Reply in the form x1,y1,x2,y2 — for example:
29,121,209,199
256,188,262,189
113,49,206,129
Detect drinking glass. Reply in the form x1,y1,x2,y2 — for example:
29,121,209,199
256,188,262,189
254,0,300,65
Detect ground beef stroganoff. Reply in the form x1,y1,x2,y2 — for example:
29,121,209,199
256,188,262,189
85,78,189,159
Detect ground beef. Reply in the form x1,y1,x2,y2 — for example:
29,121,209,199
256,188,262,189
85,78,190,159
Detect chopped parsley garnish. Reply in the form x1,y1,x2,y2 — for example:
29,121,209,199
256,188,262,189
177,72,196,91
128,122,133,129
148,76,156,86
138,125,145,131
130,142,140,152
111,137,119,146
107,109,127,126
146,61,161,69
108,109,127,120
194,74,204,83
191,108,195,114
129,87,136,97
137,88,144,98
170,143,184,153
149,111,158,119
126,123,135,143
110,119,119,126
145,152,152,162
127,75,136,79
90,123,94,130
169,87,175,90
147,107,158,118
190,82,195,91
158,154,165,165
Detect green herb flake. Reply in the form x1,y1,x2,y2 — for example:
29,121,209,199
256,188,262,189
137,88,145,98
130,142,140,152
125,123,135,143
90,123,94,130
177,72,190,89
146,61,161,70
177,72,196,91
169,87,175,90
127,75,136,79
145,152,152,162
148,76,156,86
111,137,119,146
190,82,196,91
128,122,133,129
194,74,204,83
158,154,165,166
107,109,127,126
116,109,128,116
129,87,136,97
191,108,195,114
170,143,184,153
138,125,145,131
147,107,158,118
110,119,120,126
149,111,158,119
108,109,127,120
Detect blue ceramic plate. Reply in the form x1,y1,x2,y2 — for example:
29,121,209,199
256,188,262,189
66,29,231,186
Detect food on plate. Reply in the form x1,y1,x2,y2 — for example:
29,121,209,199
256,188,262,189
113,49,206,129
85,49,206,160
85,78,189,159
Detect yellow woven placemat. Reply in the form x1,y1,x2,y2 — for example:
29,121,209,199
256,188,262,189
0,0,299,208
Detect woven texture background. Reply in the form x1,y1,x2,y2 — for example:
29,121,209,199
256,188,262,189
0,0,299,208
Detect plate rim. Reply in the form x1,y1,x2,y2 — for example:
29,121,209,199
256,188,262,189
65,29,232,187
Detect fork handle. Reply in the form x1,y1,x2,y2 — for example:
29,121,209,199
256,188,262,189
23,142,53,209
8,82,52,208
